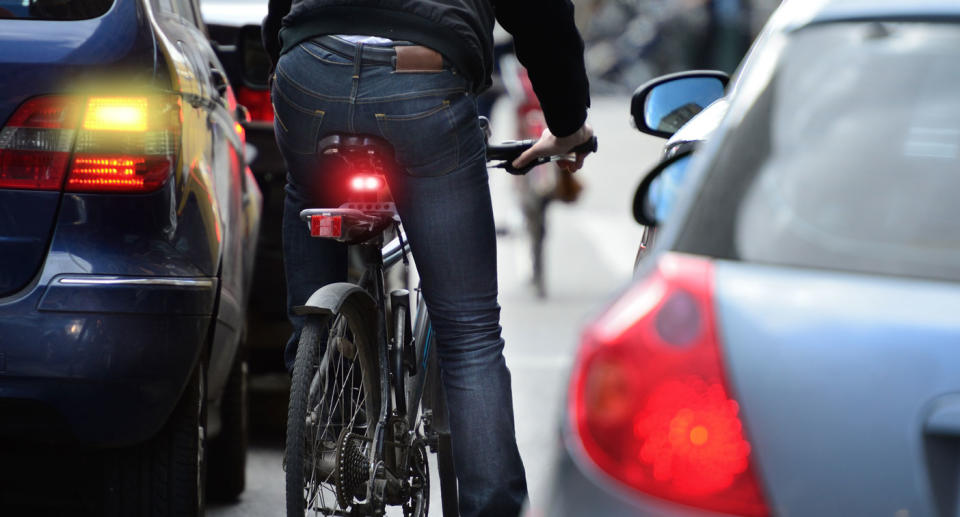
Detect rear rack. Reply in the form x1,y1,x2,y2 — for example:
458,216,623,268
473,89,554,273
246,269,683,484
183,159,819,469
300,204,399,244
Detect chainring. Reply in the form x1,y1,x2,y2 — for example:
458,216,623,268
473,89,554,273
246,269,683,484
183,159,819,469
335,429,370,509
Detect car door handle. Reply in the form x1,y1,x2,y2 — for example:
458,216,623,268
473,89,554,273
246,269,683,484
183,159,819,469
210,67,229,97
925,394,960,436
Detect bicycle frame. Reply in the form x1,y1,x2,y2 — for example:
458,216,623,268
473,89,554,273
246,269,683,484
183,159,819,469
297,216,453,513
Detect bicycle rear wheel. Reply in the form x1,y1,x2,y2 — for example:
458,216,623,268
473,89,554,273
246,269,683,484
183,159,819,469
285,311,382,516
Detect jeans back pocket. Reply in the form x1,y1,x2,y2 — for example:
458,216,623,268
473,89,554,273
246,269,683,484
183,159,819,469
375,100,459,177
271,83,325,155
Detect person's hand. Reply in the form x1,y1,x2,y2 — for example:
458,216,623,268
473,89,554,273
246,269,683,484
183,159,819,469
513,122,595,172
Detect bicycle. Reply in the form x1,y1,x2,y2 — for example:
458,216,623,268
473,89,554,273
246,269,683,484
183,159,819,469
284,123,597,517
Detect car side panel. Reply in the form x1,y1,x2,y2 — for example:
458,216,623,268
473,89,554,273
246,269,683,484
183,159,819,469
149,0,260,403
715,261,960,517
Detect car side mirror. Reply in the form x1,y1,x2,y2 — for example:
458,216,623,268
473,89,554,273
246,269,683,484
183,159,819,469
238,24,270,89
631,71,729,139
633,151,696,227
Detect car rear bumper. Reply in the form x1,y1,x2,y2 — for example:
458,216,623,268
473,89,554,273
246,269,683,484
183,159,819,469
530,425,724,517
0,275,217,446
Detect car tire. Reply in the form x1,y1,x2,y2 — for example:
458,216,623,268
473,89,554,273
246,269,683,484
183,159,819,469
98,361,207,517
208,350,248,501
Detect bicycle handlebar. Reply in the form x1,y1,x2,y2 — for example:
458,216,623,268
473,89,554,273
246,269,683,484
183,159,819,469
486,136,598,176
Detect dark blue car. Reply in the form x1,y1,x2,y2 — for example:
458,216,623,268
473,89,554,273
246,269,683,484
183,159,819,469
0,0,261,513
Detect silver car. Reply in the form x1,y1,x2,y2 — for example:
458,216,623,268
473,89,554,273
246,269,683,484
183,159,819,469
534,0,960,515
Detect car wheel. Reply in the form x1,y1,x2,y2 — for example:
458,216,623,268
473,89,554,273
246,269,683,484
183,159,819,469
208,350,248,501
98,361,207,517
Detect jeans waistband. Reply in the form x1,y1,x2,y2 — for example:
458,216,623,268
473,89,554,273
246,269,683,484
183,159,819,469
311,35,408,66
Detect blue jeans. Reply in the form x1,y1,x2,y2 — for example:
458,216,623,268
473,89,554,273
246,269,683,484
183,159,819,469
272,38,528,517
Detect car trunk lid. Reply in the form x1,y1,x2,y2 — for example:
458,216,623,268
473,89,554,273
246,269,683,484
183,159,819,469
0,1,147,297
715,260,960,516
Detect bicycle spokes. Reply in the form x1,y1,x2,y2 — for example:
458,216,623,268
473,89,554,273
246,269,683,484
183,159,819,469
301,316,372,514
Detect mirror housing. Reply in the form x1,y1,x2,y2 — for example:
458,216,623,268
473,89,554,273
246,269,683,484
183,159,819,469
633,150,696,227
631,71,729,139
238,24,271,89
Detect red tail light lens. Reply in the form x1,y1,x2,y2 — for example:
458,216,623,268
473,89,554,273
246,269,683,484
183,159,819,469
67,155,173,192
66,96,180,193
0,96,81,190
0,95,180,193
237,86,273,123
571,253,769,516
349,174,384,192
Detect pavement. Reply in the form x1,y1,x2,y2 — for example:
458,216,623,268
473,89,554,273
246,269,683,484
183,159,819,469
209,94,666,517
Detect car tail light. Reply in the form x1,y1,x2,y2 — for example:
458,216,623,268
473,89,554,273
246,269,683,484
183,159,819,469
237,86,273,123
570,253,769,516
0,96,81,190
0,95,180,193
67,96,180,193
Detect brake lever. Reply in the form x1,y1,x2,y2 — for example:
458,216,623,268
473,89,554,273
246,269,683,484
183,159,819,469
490,156,552,176
489,136,598,176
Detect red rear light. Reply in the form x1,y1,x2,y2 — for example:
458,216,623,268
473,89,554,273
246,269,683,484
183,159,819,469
66,96,180,193
0,96,81,190
237,86,273,123
571,253,769,516
0,95,180,193
349,174,384,192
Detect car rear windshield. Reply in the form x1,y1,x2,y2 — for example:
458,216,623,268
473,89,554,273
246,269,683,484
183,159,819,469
675,22,960,282
0,0,113,20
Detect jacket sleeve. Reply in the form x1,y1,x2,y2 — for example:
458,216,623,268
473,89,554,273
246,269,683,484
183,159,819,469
493,0,590,137
263,0,292,70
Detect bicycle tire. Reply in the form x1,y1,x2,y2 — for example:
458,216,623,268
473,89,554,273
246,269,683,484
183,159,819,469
285,310,382,517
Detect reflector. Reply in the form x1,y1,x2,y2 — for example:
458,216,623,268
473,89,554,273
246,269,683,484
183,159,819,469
310,214,342,238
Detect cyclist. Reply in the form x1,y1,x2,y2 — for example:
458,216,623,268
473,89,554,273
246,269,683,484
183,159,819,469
263,0,594,515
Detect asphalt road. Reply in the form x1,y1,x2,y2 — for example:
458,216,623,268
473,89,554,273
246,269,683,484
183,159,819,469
209,95,666,517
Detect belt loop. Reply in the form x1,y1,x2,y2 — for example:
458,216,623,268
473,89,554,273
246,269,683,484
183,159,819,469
352,41,364,79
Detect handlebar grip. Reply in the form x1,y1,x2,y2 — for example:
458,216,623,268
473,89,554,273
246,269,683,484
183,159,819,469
485,139,535,162
487,136,599,175
569,136,598,155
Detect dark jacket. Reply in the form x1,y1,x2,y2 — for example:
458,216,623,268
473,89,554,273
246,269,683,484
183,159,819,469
263,0,590,137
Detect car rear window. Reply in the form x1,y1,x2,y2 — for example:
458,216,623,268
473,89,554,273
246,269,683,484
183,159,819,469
675,22,960,282
0,0,113,20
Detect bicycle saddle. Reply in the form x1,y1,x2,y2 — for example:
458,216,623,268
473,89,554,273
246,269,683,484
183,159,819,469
318,133,395,161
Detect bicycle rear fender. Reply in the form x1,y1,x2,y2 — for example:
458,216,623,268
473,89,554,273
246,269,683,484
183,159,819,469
292,282,378,317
